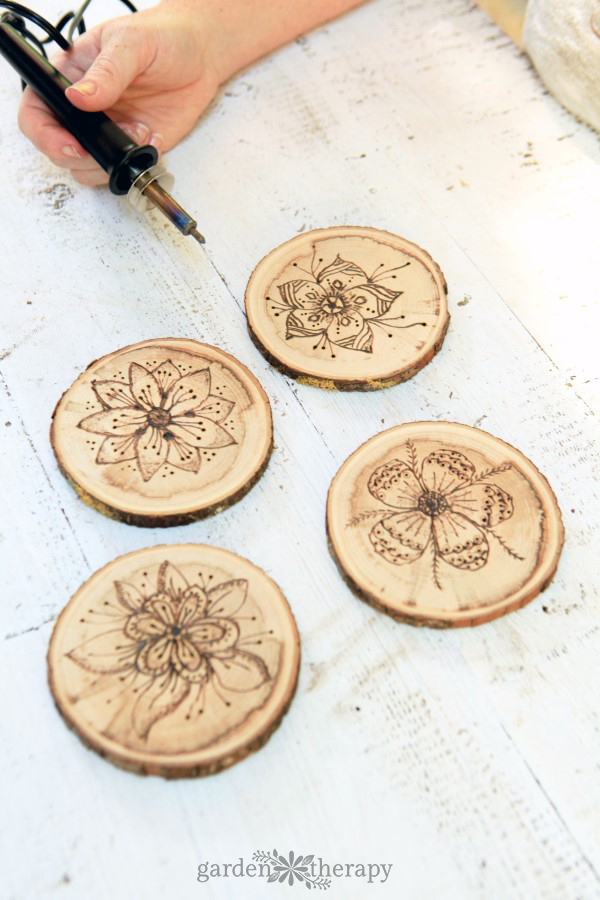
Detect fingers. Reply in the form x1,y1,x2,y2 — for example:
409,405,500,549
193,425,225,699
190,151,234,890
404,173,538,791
18,86,88,162
19,83,156,187
64,120,154,186
19,86,106,182
66,21,153,113
18,38,99,165
72,169,109,187
17,17,158,189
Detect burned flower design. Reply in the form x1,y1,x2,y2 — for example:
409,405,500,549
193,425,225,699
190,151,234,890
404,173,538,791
78,359,236,481
350,442,524,589
67,561,271,739
271,254,425,355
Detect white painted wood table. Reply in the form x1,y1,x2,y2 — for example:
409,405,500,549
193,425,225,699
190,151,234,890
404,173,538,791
1,0,599,897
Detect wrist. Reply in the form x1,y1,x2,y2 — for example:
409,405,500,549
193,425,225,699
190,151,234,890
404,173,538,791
156,0,240,85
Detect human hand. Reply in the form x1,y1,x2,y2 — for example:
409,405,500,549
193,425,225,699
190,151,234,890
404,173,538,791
18,0,221,186
18,0,368,186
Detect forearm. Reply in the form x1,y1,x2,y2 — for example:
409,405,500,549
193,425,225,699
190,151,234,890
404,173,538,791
164,0,369,83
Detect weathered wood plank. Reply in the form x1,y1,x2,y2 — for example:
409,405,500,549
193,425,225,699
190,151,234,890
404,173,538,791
1,0,599,898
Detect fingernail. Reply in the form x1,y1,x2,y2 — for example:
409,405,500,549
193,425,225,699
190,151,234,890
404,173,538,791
71,80,97,95
118,122,150,143
119,125,137,141
62,145,81,158
134,122,150,142
149,132,163,149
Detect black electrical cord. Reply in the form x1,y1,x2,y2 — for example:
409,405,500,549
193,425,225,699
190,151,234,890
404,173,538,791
0,0,138,76
0,1,205,240
0,2,71,49
40,11,86,44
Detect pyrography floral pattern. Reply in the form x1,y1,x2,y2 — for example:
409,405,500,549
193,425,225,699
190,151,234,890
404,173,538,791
67,561,271,739
350,442,524,589
78,359,236,481
272,254,423,355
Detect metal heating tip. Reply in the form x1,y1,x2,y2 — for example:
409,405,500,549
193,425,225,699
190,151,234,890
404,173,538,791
132,174,206,246
189,227,206,245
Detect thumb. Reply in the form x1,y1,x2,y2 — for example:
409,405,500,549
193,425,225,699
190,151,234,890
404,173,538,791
65,26,149,111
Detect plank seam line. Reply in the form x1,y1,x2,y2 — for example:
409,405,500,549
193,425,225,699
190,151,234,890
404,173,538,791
500,723,600,886
0,321,46,363
451,244,596,418
5,615,55,641
202,252,337,464
0,370,91,569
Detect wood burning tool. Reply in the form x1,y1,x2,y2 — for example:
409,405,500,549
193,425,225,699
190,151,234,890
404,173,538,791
0,2,205,244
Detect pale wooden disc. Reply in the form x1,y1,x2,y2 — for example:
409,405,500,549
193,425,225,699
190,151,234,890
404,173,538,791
245,226,449,390
50,339,272,526
327,422,564,626
48,544,300,777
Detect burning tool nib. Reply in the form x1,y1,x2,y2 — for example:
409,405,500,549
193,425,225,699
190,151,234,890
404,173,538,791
0,10,206,245
128,166,206,244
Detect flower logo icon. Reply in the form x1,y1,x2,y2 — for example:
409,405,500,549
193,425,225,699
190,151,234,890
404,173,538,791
253,851,330,889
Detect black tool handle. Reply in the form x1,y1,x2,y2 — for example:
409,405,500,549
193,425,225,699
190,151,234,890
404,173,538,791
0,16,157,194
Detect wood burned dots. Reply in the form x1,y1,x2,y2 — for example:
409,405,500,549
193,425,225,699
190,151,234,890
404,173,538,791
77,358,239,482
328,421,563,626
49,545,298,774
52,339,272,524
247,228,448,387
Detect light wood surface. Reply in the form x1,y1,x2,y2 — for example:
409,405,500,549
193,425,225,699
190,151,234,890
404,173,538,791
246,226,448,389
327,422,564,626
2,0,600,897
48,544,300,777
50,339,273,526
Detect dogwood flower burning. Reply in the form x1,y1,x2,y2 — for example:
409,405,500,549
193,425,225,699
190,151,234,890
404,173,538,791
351,441,524,590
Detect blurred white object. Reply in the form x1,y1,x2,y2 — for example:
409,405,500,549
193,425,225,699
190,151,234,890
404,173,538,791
524,0,600,132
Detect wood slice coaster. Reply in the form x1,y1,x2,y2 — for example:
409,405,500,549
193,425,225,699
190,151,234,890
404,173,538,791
48,544,300,777
327,422,564,627
51,339,272,526
245,226,449,390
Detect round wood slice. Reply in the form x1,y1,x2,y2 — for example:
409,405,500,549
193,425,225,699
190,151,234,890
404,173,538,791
50,339,272,526
48,544,300,777
245,226,449,390
327,422,564,627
